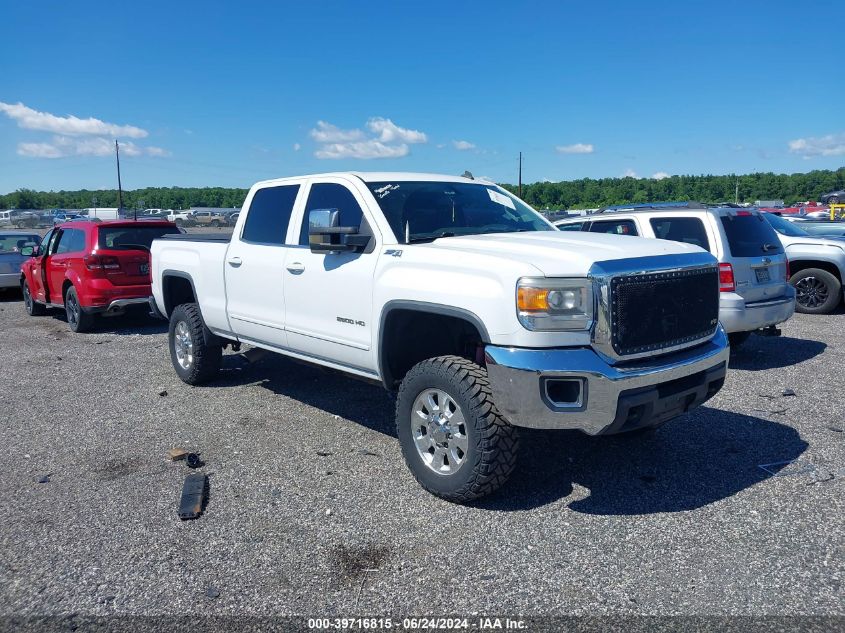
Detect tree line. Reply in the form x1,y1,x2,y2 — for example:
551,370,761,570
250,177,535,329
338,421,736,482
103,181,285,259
501,167,845,209
2,167,843,211
0,186,248,211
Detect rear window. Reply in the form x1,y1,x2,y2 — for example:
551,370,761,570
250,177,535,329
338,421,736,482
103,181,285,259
650,217,710,251
98,225,180,250
720,214,783,257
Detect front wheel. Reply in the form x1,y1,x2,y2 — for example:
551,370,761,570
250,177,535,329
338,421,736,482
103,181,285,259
210,220,220,228
791,268,841,314
396,355,519,503
827,196,840,205
22,281,46,316
169,303,222,384
65,286,95,332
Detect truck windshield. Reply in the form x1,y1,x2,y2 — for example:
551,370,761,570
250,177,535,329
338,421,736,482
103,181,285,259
98,225,180,250
762,212,810,237
365,181,552,243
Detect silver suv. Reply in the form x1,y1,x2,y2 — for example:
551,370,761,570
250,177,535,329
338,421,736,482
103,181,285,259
555,203,796,347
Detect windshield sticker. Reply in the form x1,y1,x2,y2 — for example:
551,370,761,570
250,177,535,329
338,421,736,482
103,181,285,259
487,188,516,210
374,184,400,199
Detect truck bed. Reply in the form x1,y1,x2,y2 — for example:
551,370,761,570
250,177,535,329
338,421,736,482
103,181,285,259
159,233,233,242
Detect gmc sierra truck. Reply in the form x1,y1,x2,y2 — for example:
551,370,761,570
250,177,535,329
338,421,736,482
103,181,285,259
150,172,730,503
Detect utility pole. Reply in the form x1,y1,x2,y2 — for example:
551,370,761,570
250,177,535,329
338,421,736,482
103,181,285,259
518,152,523,199
735,177,739,205
115,140,125,218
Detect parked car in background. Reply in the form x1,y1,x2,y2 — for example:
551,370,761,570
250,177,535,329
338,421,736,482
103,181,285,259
762,212,845,314
225,210,240,224
20,220,180,332
190,210,230,227
555,203,795,348
166,211,193,227
0,231,41,291
10,211,41,228
820,190,845,205
53,213,84,225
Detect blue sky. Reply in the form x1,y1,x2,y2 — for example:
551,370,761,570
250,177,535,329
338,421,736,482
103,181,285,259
1,0,843,194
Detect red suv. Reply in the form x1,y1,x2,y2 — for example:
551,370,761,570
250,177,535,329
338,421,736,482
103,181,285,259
20,220,180,332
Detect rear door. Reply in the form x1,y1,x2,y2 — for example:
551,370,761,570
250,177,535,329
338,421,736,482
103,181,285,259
48,228,87,300
717,210,788,302
647,214,717,254
223,181,304,348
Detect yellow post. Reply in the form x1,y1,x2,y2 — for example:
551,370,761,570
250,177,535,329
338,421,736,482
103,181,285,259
830,204,845,220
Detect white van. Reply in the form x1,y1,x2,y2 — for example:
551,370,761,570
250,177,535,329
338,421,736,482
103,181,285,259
83,207,120,220
0,211,11,226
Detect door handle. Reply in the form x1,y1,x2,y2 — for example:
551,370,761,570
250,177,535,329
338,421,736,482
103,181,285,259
286,262,305,274
227,257,242,267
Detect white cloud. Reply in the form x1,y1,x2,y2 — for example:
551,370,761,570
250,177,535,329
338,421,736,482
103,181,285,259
652,171,670,180
788,133,845,158
0,101,148,138
17,142,63,158
621,168,638,178
309,120,364,143
366,117,427,144
293,143,301,151
17,135,168,159
315,141,409,160
452,140,475,151
310,117,426,160
556,143,594,154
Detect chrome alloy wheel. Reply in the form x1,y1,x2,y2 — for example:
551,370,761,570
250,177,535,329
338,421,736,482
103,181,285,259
411,388,469,475
174,320,194,369
795,275,829,308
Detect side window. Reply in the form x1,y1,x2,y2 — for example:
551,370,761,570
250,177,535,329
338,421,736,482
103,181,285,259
650,217,711,251
54,229,86,254
589,219,638,236
299,183,365,246
39,229,55,255
241,185,301,245
557,222,584,231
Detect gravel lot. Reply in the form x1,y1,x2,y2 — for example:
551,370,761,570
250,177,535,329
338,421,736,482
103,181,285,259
0,284,842,619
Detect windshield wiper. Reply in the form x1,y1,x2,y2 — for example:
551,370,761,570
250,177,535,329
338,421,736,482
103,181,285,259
406,231,455,244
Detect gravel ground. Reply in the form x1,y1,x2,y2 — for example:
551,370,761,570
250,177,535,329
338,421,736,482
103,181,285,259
0,289,842,619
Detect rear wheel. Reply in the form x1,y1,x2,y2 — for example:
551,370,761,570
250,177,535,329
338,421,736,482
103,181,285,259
827,196,840,205
65,286,95,333
22,281,46,316
396,355,519,503
791,268,841,314
169,303,222,384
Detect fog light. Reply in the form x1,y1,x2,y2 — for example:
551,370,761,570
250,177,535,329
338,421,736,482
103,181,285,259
543,378,584,409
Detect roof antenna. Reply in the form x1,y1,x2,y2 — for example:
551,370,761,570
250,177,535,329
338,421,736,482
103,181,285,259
405,220,410,243
461,171,474,180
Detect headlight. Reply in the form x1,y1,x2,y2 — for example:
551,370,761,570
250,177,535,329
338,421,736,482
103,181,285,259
516,277,594,331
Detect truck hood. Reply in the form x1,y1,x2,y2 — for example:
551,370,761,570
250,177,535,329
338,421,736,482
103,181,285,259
779,233,845,250
418,231,706,276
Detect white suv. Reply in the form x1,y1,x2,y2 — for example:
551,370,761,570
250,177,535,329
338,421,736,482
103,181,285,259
555,203,796,347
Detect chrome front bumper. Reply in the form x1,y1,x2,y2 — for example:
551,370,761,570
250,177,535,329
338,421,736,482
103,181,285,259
484,327,730,435
719,289,795,334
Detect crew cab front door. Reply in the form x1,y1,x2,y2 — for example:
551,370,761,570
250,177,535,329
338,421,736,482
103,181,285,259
30,229,59,303
283,178,379,373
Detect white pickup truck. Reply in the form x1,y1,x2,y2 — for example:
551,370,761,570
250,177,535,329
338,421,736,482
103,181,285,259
150,172,729,502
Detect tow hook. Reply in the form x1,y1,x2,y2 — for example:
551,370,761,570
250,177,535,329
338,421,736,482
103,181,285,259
757,325,781,337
